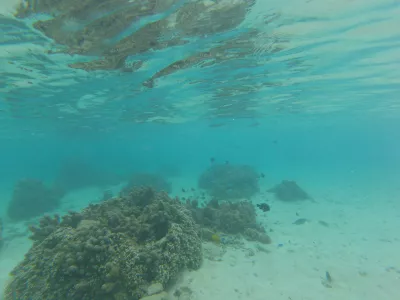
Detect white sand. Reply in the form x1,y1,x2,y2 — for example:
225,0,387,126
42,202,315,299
170,178,400,300
1,178,399,300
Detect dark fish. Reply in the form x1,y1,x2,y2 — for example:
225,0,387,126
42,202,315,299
191,188,195,192
260,173,265,178
209,123,225,128
318,220,329,227
225,160,229,165
293,218,309,225
182,188,186,192
256,203,270,212
210,157,215,163
325,271,332,283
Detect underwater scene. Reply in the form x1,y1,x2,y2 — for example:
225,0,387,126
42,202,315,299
0,0,400,299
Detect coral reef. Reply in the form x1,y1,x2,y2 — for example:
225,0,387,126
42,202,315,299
7,179,65,221
186,198,271,244
4,187,202,300
102,189,114,201
268,180,311,202
198,164,260,200
120,173,172,195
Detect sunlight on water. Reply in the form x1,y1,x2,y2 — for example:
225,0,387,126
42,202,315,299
0,1,400,300
0,0,399,137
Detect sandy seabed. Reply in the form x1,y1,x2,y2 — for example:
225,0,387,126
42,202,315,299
1,177,399,300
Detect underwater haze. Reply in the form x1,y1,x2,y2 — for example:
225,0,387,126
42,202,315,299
0,0,400,299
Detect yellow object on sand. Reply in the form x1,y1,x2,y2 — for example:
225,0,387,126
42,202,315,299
211,234,221,244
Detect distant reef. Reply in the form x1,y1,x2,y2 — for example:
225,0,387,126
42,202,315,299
54,158,124,191
198,163,260,200
7,179,65,221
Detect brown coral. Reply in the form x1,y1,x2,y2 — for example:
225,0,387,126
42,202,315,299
4,187,202,300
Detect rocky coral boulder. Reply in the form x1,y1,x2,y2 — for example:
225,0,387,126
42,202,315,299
4,188,202,300
186,198,271,245
268,180,311,202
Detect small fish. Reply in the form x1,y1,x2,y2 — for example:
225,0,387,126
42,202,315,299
293,218,309,225
318,220,329,227
225,160,229,165
209,123,225,128
321,271,333,288
181,188,186,192
210,157,215,163
260,173,265,178
325,271,332,283
257,203,270,212
191,188,196,192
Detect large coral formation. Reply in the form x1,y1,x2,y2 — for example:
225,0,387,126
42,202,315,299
7,179,65,221
186,198,271,244
4,187,202,300
198,164,260,200
268,180,311,202
120,173,172,196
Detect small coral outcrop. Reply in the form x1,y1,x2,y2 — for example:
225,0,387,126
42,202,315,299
198,164,260,200
4,187,202,300
268,180,311,202
120,173,172,196
186,198,271,244
7,179,65,221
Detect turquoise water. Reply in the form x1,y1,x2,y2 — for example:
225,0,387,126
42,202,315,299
1,1,400,299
